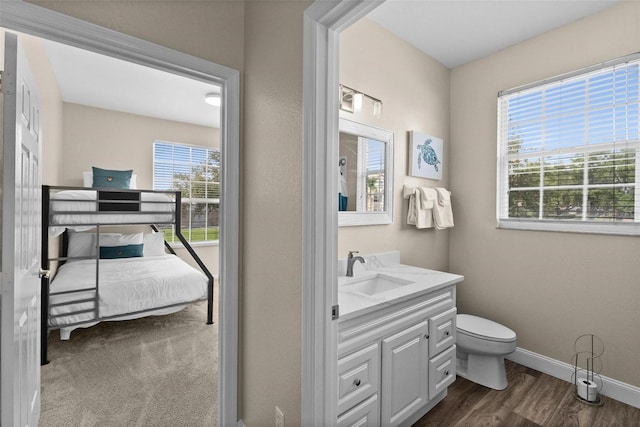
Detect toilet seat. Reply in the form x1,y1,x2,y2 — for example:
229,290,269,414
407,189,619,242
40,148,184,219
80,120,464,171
457,314,516,343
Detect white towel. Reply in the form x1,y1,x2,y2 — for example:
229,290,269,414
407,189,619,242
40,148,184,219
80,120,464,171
417,187,436,229
402,185,415,200
433,187,454,229
403,185,417,226
339,161,348,197
403,185,435,229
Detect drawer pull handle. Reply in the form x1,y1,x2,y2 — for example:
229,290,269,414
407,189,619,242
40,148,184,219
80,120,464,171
353,379,361,387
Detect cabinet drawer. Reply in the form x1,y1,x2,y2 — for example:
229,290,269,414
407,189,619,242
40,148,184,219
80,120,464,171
429,307,456,357
337,394,380,427
338,343,380,415
429,345,456,397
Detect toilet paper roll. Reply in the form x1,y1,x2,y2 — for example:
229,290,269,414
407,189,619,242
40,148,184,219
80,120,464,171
577,378,598,402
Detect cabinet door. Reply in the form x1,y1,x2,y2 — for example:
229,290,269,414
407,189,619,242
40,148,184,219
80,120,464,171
429,307,456,357
381,321,429,427
337,394,380,427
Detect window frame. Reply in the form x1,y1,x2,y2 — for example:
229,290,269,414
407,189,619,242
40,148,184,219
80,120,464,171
153,140,221,245
496,53,640,236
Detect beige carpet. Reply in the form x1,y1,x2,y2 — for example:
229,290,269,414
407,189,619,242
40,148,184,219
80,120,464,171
40,301,218,427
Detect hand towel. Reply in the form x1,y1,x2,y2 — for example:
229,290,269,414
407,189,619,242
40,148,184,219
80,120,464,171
403,185,440,229
416,187,436,229
403,185,417,226
433,187,454,229
402,184,415,200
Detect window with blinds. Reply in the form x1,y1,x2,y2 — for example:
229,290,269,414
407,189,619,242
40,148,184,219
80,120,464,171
359,137,386,212
153,141,220,244
497,54,640,235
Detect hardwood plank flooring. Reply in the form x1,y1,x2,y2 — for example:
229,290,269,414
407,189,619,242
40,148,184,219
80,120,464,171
413,360,640,427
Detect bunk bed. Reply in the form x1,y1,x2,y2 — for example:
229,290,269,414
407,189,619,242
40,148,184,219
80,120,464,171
40,185,215,364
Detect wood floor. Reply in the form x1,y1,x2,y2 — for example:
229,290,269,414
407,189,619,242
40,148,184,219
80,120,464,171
414,360,640,427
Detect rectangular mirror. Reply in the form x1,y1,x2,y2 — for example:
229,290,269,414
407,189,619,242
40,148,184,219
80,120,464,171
338,118,394,226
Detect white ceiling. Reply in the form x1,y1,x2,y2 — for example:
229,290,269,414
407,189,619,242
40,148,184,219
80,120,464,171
43,1,620,126
368,0,622,68
43,39,221,128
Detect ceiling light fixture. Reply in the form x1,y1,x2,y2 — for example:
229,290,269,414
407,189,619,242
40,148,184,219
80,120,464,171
204,93,221,107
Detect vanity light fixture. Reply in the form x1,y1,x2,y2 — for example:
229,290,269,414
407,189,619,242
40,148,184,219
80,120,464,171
353,92,363,112
373,100,383,118
204,92,221,107
339,84,383,117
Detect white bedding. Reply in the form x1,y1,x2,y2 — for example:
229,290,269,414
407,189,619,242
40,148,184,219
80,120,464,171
48,255,208,330
49,189,175,237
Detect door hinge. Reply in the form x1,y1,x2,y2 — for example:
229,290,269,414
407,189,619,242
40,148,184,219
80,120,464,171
331,304,339,320
0,70,3,91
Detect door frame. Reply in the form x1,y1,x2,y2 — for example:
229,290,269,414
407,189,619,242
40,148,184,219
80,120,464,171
0,2,240,426
301,1,384,424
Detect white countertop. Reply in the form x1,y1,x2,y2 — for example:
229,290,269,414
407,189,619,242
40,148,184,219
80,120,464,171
338,251,464,321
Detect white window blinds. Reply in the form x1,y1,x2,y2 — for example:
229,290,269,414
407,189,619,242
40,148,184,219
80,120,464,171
497,54,640,235
153,141,220,243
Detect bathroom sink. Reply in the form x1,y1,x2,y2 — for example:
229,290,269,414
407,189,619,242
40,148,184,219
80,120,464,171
341,273,415,296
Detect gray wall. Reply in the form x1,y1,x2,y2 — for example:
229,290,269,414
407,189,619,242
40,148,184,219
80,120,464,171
339,18,451,271
450,1,640,388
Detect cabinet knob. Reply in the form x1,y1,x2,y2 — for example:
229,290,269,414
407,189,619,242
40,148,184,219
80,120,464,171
445,330,450,336
424,334,430,340
445,370,449,376
353,379,361,387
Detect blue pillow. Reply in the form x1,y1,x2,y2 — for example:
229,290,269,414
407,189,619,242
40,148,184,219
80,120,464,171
92,167,133,189
99,244,144,259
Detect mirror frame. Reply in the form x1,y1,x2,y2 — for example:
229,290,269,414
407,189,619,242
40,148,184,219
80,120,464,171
338,118,394,226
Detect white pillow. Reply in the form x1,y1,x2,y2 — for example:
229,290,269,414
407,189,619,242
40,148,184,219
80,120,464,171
66,231,144,259
67,230,97,258
143,232,166,257
100,232,143,247
83,171,137,189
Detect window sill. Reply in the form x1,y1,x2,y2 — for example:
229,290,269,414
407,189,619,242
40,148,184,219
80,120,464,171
497,218,640,236
169,240,220,249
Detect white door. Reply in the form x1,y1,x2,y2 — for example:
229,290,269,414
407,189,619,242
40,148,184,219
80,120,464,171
1,31,42,427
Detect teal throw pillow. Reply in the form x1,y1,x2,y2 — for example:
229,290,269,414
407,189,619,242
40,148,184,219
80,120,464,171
99,244,144,259
92,167,133,189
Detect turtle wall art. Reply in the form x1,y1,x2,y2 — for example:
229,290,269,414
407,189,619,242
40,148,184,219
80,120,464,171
409,131,443,180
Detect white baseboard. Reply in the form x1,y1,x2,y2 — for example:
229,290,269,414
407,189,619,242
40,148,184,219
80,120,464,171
236,349,639,425
506,347,640,409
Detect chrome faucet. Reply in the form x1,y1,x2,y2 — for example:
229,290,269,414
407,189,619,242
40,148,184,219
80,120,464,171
346,251,366,277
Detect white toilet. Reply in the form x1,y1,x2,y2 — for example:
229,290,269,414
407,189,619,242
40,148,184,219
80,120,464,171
456,314,517,390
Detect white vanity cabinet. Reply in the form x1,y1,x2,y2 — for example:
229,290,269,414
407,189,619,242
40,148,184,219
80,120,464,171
337,285,457,427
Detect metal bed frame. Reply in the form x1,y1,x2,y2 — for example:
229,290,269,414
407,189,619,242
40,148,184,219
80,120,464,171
40,185,215,364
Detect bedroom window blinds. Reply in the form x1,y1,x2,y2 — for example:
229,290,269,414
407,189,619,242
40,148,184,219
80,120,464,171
497,54,640,236
153,141,220,243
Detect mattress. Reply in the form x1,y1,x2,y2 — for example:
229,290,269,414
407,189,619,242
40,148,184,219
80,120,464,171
48,254,208,328
48,189,175,237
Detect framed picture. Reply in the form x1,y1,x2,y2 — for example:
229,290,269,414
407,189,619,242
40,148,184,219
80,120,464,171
409,131,443,180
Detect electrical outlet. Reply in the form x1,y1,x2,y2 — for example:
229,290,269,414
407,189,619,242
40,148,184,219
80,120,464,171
275,406,285,427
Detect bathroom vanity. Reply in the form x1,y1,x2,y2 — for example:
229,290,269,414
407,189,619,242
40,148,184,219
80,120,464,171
337,252,463,426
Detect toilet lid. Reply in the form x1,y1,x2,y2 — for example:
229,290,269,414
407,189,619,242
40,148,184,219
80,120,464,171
457,314,516,343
